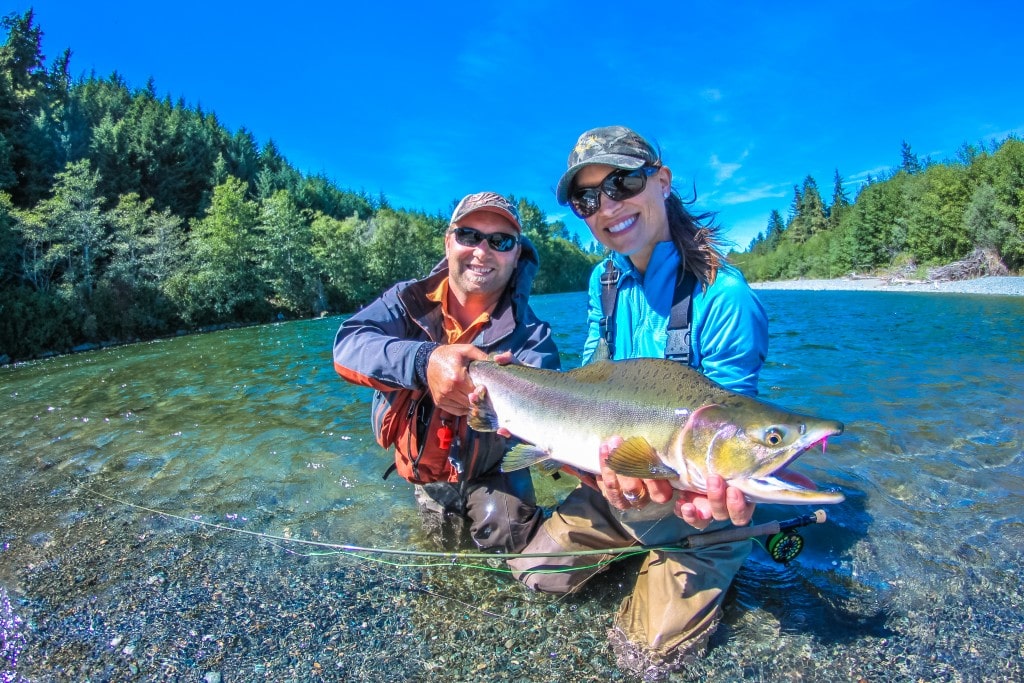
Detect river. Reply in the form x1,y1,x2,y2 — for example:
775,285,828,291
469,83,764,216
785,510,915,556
1,290,1022,681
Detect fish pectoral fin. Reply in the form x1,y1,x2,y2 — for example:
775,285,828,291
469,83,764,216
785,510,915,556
607,437,678,480
501,444,551,472
467,386,499,432
534,459,563,476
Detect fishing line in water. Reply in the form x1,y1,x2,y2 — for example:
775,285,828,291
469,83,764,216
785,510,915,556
82,488,651,576
84,488,826,573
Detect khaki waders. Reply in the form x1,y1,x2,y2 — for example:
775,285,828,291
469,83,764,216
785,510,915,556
507,484,750,673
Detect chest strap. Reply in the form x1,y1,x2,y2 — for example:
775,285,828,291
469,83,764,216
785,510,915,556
599,259,697,364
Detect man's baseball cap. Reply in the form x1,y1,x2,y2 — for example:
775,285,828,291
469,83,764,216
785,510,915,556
555,126,660,204
450,192,521,232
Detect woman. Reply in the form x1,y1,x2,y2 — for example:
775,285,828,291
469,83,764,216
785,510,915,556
508,125,769,678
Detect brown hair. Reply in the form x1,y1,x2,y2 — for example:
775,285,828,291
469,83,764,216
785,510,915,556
664,187,725,286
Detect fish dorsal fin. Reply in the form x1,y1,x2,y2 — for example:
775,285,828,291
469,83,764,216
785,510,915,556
592,338,611,362
564,359,616,384
501,444,551,472
606,436,679,480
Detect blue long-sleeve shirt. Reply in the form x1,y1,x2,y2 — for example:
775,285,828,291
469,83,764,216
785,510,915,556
583,241,768,396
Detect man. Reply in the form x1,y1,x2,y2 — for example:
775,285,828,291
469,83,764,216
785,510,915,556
332,191,559,552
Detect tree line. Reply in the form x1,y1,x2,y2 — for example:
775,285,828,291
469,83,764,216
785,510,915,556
733,138,1024,280
0,11,598,363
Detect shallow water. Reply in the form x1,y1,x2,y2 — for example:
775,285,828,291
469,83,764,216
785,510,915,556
1,290,1022,681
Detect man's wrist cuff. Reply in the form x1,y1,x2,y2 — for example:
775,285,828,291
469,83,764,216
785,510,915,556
414,342,441,387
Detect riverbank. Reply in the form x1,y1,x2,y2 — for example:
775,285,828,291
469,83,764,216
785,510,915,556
750,275,1024,296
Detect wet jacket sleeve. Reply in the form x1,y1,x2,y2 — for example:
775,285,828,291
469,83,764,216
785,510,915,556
691,270,768,397
332,282,433,392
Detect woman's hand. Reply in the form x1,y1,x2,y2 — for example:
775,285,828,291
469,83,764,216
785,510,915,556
597,436,674,510
674,475,755,529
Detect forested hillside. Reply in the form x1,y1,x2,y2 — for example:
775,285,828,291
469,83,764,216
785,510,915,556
733,139,1024,281
0,11,598,363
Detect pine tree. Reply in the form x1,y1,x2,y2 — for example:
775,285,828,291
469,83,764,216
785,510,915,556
800,175,828,237
766,209,785,250
900,140,922,175
828,169,850,230
0,9,61,205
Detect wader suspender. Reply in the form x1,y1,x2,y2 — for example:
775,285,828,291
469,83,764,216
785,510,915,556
599,259,698,364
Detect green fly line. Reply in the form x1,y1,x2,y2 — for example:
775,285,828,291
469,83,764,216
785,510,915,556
84,488,662,575
85,488,827,573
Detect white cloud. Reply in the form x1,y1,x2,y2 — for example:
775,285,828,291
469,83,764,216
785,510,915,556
709,154,742,183
848,165,890,183
716,184,789,206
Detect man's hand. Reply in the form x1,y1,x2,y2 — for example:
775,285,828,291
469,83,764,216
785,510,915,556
674,475,755,529
466,350,517,436
597,436,674,511
425,344,489,416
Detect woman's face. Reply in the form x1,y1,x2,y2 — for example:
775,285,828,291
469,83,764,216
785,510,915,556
573,163,673,273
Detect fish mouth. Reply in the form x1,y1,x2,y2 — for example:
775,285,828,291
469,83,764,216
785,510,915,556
737,434,845,504
775,433,835,474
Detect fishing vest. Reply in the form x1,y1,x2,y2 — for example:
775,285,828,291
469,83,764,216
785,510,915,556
599,259,698,364
373,387,507,485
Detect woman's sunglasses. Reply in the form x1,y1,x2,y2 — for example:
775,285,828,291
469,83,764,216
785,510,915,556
449,226,519,252
569,166,658,218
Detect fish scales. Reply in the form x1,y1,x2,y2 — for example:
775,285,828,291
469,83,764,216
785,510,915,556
467,358,846,505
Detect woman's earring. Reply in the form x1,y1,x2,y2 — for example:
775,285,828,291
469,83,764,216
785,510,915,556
663,191,670,199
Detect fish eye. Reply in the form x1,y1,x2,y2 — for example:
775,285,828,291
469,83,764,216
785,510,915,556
764,428,785,446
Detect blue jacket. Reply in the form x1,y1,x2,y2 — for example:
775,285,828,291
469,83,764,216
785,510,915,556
582,241,768,396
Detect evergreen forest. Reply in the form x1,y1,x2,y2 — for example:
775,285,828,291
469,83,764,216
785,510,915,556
0,11,598,363
733,139,1024,281
3,10,1022,365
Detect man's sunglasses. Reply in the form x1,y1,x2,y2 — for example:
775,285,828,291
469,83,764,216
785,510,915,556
569,166,659,219
449,226,519,252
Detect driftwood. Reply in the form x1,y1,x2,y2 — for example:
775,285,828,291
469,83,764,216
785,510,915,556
883,259,926,285
887,278,935,287
848,249,1008,286
926,248,1008,282
870,249,1009,285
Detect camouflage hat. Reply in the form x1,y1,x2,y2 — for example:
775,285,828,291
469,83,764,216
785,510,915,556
450,191,521,232
555,126,660,205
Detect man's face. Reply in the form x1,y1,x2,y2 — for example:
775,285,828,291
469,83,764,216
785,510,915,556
445,211,521,303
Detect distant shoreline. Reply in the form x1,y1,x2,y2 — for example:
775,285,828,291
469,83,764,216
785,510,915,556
749,275,1024,297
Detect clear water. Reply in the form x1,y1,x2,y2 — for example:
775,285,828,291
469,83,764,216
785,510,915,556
1,290,1022,681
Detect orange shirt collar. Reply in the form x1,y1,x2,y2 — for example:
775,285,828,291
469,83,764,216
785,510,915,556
426,279,491,344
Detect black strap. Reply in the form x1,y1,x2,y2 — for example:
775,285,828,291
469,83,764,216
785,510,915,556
599,260,620,357
599,259,696,364
664,269,697,363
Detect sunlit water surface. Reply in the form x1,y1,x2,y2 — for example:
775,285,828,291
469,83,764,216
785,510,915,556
1,290,1022,681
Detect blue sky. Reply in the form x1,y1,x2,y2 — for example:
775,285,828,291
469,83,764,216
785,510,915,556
13,1,1024,251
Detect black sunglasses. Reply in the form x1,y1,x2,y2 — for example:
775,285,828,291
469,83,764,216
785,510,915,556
569,166,658,218
449,226,519,252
